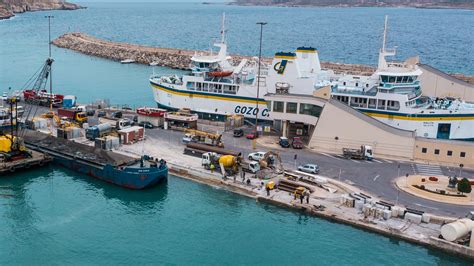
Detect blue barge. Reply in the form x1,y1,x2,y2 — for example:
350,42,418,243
24,131,167,189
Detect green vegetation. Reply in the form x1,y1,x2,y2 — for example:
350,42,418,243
457,178,472,195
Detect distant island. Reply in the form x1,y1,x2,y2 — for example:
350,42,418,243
0,0,81,20
231,0,474,9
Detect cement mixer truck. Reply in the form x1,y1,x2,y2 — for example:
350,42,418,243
201,152,260,176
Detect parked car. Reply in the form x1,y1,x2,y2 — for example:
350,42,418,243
233,128,244,138
298,164,320,174
292,137,303,149
1,92,7,101
97,110,107,118
111,111,122,119
182,133,193,143
248,151,266,161
86,109,96,116
138,121,154,129
246,131,259,139
133,115,138,123
278,136,290,148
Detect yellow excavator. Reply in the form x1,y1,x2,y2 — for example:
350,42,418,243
0,97,31,162
41,113,80,129
259,151,284,173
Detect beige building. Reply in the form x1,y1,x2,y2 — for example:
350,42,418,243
418,64,474,101
414,138,474,168
264,93,474,168
309,100,416,159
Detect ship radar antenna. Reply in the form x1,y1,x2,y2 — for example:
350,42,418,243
220,12,226,44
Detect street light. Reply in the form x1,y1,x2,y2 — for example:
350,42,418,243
460,163,464,178
255,22,267,138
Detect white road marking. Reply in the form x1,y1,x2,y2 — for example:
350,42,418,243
415,164,444,176
414,203,439,210
320,152,342,161
350,159,361,164
380,159,393,163
373,174,380,181
365,160,373,164
372,159,384,163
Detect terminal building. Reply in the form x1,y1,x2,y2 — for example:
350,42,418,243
263,49,474,168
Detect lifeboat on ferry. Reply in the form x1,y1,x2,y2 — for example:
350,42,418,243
207,71,233,77
136,107,166,117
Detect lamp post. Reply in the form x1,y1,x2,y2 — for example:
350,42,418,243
255,22,267,137
45,15,54,112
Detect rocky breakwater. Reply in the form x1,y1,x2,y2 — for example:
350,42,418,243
53,32,253,70
53,32,380,75
53,32,474,83
0,0,81,20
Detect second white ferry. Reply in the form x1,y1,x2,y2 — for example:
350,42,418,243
330,17,474,140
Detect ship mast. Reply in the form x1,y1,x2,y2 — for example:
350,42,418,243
45,15,54,113
220,12,226,44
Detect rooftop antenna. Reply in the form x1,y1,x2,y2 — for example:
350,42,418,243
382,15,388,53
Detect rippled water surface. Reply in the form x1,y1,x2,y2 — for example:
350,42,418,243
0,168,471,265
0,2,473,106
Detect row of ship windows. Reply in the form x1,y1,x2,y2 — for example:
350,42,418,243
186,82,238,95
421,148,466,158
335,96,400,111
270,101,323,117
342,81,370,88
380,75,416,84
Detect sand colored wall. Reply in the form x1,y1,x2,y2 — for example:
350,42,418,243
418,64,474,102
414,138,474,168
309,100,416,159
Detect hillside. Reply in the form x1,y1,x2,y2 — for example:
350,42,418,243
0,0,81,20
232,0,474,9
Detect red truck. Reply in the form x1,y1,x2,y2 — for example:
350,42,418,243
58,108,88,124
292,137,303,149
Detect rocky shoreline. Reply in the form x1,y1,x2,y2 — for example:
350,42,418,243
0,0,82,20
53,32,473,83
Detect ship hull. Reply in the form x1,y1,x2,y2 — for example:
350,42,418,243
359,108,474,140
51,155,168,189
151,81,271,121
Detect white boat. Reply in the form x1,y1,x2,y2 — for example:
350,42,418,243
330,16,474,140
121,59,136,64
149,61,159,66
150,13,333,122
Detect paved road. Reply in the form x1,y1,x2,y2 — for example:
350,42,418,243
18,103,474,217
146,126,474,217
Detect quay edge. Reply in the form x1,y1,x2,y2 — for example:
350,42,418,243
167,162,474,260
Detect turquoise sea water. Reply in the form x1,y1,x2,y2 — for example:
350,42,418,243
1,3,474,264
0,168,471,265
0,2,473,107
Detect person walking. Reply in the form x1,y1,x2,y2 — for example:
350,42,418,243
306,191,310,204
299,193,304,204
266,184,270,196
